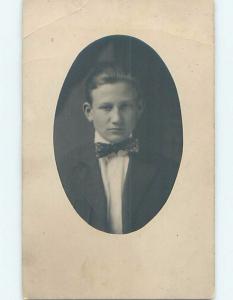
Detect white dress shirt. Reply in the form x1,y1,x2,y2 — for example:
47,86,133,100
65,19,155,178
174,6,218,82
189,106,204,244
95,132,129,234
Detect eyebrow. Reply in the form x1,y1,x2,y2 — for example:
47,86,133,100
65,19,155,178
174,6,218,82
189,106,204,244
98,102,113,106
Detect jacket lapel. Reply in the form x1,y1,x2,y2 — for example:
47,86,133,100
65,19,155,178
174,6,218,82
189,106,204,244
122,154,163,233
77,144,108,231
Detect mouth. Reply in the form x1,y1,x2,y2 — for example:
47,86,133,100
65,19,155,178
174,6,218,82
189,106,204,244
107,128,124,132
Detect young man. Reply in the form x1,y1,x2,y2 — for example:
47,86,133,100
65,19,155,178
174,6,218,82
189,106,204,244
61,63,177,234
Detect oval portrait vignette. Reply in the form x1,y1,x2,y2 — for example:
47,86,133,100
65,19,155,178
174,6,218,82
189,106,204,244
53,35,183,234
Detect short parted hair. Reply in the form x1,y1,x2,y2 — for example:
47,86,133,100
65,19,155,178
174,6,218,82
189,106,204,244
84,62,142,104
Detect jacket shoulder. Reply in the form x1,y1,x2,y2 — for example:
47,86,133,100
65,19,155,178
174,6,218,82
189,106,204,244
60,142,95,166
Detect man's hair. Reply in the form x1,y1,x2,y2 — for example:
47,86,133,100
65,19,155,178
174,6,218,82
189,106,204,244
84,62,142,104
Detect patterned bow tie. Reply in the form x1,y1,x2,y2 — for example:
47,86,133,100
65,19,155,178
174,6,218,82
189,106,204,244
95,138,139,158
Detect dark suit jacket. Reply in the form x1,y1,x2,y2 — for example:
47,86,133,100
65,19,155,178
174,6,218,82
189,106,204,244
58,142,178,234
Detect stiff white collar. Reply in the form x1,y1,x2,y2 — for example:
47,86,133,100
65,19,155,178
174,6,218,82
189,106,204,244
94,131,110,144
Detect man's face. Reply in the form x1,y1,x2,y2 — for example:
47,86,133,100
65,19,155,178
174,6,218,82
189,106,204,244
84,81,143,143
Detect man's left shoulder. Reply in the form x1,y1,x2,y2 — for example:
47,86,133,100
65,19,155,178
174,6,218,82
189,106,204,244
135,150,179,171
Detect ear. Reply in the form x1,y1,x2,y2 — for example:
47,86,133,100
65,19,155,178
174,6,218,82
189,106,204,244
136,99,144,119
83,102,93,122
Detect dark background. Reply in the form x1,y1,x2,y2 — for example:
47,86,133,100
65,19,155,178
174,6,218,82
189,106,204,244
54,35,183,165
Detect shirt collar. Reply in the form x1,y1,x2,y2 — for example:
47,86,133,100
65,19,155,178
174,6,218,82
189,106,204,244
94,131,110,144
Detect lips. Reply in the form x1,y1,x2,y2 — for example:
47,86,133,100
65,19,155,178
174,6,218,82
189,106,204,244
108,128,124,132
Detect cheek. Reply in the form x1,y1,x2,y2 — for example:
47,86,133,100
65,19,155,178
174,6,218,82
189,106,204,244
93,111,107,127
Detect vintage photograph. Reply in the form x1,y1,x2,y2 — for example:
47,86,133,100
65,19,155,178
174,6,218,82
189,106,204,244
54,35,183,234
23,1,214,298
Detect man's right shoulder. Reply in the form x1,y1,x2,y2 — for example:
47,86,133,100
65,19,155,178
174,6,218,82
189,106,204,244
60,142,95,168
56,142,96,190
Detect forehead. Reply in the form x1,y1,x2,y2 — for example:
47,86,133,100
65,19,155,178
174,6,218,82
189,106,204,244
91,82,138,104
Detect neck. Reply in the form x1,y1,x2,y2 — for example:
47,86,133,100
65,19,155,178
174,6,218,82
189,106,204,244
94,131,133,145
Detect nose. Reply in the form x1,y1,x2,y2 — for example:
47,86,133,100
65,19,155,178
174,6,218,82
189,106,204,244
110,107,122,124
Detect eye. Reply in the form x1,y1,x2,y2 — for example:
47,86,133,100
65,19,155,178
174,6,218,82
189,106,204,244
99,104,113,111
120,103,131,110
